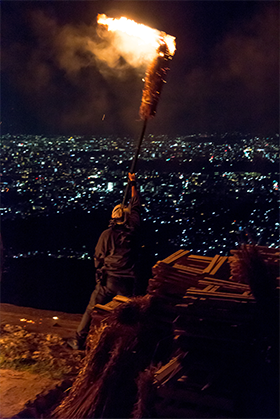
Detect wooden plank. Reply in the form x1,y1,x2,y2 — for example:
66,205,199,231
113,295,131,303
202,254,220,274
157,262,202,276
207,285,221,292
154,268,201,283
151,270,199,285
187,254,213,262
173,263,204,274
201,277,250,290
208,256,228,276
94,300,122,312
175,256,211,269
161,249,188,265
185,289,254,300
196,284,218,292
154,353,185,385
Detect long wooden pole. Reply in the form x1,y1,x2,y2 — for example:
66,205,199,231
122,118,147,205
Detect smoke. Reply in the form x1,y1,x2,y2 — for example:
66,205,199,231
29,10,151,79
2,2,278,135
164,2,279,134
2,9,148,134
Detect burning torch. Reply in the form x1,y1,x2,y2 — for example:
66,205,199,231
96,15,176,204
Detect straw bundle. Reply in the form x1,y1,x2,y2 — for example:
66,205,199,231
54,295,172,418
139,43,171,120
132,367,158,418
229,244,277,305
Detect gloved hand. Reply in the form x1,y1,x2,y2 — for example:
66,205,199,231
128,172,136,182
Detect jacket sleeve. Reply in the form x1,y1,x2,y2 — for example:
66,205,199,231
127,195,141,230
94,230,108,269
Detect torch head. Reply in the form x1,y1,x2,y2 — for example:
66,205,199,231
139,41,172,120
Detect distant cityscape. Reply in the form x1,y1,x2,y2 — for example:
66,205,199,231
1,132,279,260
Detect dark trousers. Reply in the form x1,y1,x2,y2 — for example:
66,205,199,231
76,275,135,343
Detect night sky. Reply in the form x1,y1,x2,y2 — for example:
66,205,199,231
2,1,279,137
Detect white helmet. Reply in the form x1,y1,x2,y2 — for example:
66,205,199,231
111,204,130,224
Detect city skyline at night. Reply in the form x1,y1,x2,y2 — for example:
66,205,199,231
1,130,279,314
2,131,279,259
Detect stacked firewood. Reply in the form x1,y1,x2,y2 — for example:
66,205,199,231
60,246,278,419
147,246,279,419
93,246,279,344
145,248,261,348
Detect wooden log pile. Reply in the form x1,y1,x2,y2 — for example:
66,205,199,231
91,245,279,352
154,353,236,418
74,246,278,418
149,249,250,296
94,246,279,345
146,246,279,418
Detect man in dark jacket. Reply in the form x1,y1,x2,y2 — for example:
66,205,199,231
68,173,141,350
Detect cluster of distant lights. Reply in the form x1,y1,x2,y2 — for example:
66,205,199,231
11,250,91,260
19,316,59,326
2,134,279,257
2,134,279,162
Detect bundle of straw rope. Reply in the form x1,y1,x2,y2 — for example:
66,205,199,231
54,295,172,418
139,43,171,120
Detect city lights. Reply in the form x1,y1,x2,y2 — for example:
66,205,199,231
1,132,279,258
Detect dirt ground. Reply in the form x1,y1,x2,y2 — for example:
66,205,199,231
0,303,85,419
0,369,62,418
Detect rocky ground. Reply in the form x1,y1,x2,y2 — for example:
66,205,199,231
0,303,87,418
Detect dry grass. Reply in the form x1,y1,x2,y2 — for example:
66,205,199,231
0,324,83,380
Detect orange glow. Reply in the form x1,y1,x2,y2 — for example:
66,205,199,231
97,14,176,58
20,318,35,324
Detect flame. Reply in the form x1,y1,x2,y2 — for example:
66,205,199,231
97,14,176,58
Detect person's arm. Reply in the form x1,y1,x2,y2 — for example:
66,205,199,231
128,172,137,198
94,230,107,269
127,172,141,229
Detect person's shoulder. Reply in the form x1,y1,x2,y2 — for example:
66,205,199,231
99,227,113,239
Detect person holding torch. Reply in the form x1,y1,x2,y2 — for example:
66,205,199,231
68,173,141,350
